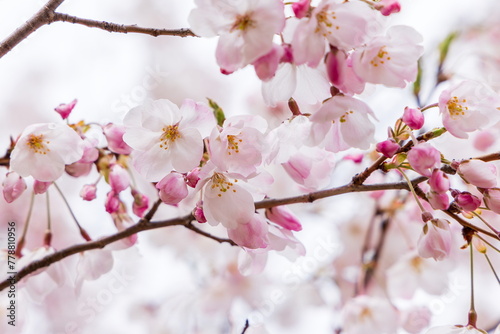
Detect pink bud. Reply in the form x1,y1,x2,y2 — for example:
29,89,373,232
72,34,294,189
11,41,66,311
266,206,302,231
193,201,207,223
427,191,449,210
79,140,99,163
54,99,77,119
103,123,132,155
482,188,500,214
253,45,284,81
376,139,400,158
33,180,52,194
109,164,130,193
402,107,424,130
407,143,441,177
473,130,495,152
80,184,97,201
458,159,497,188
156,172,188,205
453,191,481,212
105,191,120,213
132,189,149,218
186,167,201,188
428,169,449,194
343,153,364,164
292,0,310,18
65,162,93,177
2,172,26,203
417,218,452,261
376,0,401,16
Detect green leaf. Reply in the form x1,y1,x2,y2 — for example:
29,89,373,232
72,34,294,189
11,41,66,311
207,98,225,127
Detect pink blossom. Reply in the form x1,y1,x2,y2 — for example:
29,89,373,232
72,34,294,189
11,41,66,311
292,0,381,67
188,0,285,72
325,49,365,95
341,295,399,334
132,189,149,217
193,201,207,223
80,184,97,201
2,172,26,203
428,169,449,193
402,106,424,130
310,95,376,152
65,162,92,177
453,191,481,212
252,44,284,81
292,0,310,18
265,205,302,231
105,191,120,213
33,180,51,194
438,80,500,138
473,130,495,151
376,0,401,16
103,123,132,155
417,219,452,261
208,115,267,178
186,167,201,188
109,164,130,193
343,153,364,163
156,172,188,205
228,213,269,249
458,159,497,188
482,188,500,214
407,143,441,177
427,191,450,210
10,123,84,182
123,99,216,181
376,139,400,158
54,98,77,119
351,25,424,88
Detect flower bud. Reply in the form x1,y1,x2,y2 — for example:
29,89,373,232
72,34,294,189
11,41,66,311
80,184,97,201
109,164,130,193
482,188,500,214
33,180,52,194
103,123,132,155
186,167,201,188
193,201,207,223
105,191,120,213
54,99,77,119
428,169,449,194
458,159,497,188
407,143,441,177
156,172,188,205
132,189,149,218
292,0,310,18
265,205,302,231
2,172,26,203
376,139,400,158
427,191,450,210
402,107,424,130
417,218,452,261
453,191,481,212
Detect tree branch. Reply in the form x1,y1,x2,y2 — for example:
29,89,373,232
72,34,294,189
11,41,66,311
0,0,65,58
51,12,196,37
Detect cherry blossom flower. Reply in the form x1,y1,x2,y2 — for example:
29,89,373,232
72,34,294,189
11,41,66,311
80,184,97,201
188,0,285,72
452,191,481,212
407,143,441,177
156,172,188,205
483,188,500,213
426,325,487,334
375,0,401,16
132,189,149,217
2,172,26,203
10,123,84,182
457,159,497,188
351,25,424,88
33,180,51,194
252,44,284,81
103,123,132,155
310,95,376,152
403,106,424,130
123,99,216,181
208,115,268,178
54,98,77,120
438,80,500,138
228,213,269,249
376,139,400,158
341,295,399,334
292,0,382,67
292,0,311,19
325,49,366,95
64,137,98,177
417,218,452,261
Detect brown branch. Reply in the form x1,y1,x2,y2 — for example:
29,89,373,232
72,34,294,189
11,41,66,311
51,12,197,37
241,320,250,334
185,223,237,246
0,0,65,58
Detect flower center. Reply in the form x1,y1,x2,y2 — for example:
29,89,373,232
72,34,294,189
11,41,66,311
231,13,255,32
370,47,391,67
315,9,340,35
447,96,469,118
210,172,238,197
227,134,243,155
159,125,181,150
332,110,354,124
26,134,50,155
410,256,422,273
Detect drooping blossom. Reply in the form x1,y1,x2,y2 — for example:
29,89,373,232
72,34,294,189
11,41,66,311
341,295,399,334
351,25,424,88
80,184,97,201
426,325,487,334
188,0,285,72
103,123,132,155
438,80,500,138
376,139,400,158
10,123,84,182
427,191,450,210
123,99,216,181
252,44,284,81
54,98,77,119
292,0,382,67
310,95,376,152
208,115,268,178
407,143,441,177
65,137,99,177
105,191,120,213
265,205,302,231
417,218,452,261
452,191,481,212
2,172,26,203
325,48,366,95
33,180,51,194
374,0,401,16
156,172,188,205
227,213,269,249
292,0,311,18
109,164,130,193
457,159,497,188
483,188,500,214
132,189,149,217
428,169,449,194
402,106,424,130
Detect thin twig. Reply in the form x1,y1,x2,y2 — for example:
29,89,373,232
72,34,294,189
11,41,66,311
51,12,197,37
185,223,237,246
241,320,250,334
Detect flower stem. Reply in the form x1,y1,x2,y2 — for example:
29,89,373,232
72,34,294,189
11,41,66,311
476,234,500,253
483,253,500,285
44,191,52,246
54,182,92,241
15,191,35,257
421,102,439,112
397,167,426,213
467,243,477,328
472,211,500,236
